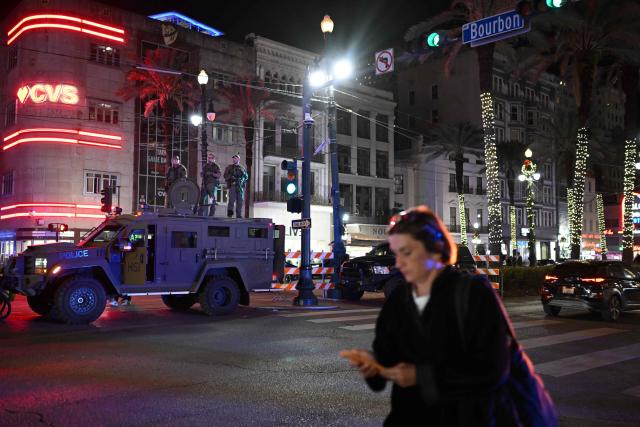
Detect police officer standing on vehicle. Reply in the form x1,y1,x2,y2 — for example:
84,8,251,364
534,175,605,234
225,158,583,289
165,155,187,207
198,152,221,216
224,153,248,218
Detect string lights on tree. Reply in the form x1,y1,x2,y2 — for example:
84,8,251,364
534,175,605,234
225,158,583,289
481,92,502,255
519,149,540,266
567,188,574,242
596,193,607,260
458,194,468,245
570,127,589,259
510,205,516,255
622,138,637,262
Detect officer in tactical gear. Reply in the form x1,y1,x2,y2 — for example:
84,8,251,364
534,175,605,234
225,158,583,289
165,155,187,207
224,154,248,218
198,152,222,216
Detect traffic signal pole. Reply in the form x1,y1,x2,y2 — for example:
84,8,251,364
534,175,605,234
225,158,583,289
293,70,318,306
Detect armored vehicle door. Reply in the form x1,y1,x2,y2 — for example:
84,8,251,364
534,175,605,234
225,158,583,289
163,224,202,285
123,228,147,285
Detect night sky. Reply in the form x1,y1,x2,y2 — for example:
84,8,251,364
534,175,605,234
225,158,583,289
2,0,450,57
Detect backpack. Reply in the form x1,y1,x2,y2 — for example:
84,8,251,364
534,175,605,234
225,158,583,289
454,274,558,427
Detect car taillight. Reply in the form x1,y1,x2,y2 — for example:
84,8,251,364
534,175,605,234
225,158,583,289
581,277,605,283
544,275,558,282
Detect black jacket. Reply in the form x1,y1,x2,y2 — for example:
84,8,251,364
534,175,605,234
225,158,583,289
367,267,510,426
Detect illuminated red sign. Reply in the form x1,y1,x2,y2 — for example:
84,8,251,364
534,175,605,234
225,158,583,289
0,202,105,221
3,128,122,151
7,14,125,45
17,84,79,105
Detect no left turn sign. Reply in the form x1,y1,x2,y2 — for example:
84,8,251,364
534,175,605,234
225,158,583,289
375,49,394,75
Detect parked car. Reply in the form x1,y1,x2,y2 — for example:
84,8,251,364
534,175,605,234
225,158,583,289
539,261,640,321
537,259,557,266
340,243,477,300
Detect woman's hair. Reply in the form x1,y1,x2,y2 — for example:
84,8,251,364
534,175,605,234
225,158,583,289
388,205,457,265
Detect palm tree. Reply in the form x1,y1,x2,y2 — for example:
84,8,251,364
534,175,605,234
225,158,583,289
214,77,289,218
496,139,529,256
519,0,640,258
405,0,517,256
425,122,483,245
117,48,198,205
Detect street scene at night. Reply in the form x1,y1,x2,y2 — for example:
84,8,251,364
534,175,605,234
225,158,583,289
1,0,640,425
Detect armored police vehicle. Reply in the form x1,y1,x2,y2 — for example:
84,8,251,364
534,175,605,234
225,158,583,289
1,212,285,324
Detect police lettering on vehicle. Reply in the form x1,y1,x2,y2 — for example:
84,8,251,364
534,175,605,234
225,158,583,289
60,250,89,259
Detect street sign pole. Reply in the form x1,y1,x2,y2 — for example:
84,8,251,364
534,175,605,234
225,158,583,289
294,69,318,306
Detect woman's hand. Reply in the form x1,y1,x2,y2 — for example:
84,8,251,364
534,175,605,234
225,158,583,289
382,362,417,387
341,348,382,378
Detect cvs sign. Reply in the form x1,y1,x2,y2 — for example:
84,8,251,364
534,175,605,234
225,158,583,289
17,83,79,105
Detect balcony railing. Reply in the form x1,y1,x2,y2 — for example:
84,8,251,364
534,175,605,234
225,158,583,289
253,191,331,206
448,185,474,194
448,224,489,233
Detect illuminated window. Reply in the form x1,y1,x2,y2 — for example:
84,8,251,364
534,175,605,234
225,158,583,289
90,44,120,66
88,101,119,124
4,100,17,128
1,171,14,196
6,45,18,71
84,170,118,195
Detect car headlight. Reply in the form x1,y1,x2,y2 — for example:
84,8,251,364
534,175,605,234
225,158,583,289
372,266,390,275
35,257,48,274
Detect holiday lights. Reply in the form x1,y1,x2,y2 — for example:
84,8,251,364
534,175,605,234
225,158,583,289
458,193,467,245
570,128,589,257
567,188,574,241
596,193,607,259
510,206,516,254
623,138,637,252
520,155,539,265
480,92,502,251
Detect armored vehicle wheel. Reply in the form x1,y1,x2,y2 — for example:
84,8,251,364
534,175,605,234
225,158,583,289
51,276,106,324
199,276,240,315
27,294,52,316
162,294,196,311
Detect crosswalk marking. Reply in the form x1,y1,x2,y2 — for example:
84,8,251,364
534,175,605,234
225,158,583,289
340,324,376,331
510,319,561,329
535,343,640,377
280,308,379,318
520,328,623,350
308,314,379,324
623,385,640,398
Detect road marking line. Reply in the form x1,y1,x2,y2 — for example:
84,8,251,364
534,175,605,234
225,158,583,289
308,314,379,323
511,319,561,329
280,308,379,318
623,385,640,398
520,328,623,350
535,343,640,377
340,323,376,331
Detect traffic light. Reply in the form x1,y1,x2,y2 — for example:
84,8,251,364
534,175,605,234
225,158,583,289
426,32,441,47
287,196,303,214
100,187,112,213
516,0,568,17
47,223,68,232
421,31,450,49
281,159,298,196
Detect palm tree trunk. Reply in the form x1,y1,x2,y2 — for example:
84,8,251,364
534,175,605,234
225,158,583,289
455,155,467,245
477,43,502,257
244,119,255,218
163,109,173,207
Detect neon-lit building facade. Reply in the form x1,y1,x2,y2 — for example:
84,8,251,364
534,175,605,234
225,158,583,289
0,0,252,255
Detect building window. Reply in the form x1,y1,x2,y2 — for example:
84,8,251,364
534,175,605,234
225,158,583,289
6,44,18,71
394,175,404,194
541,93,550,108
408,90,415,105
543,163,551,179
84,171,119,195
280,120,298,156
492,76,504,93
476,209,483,227
375,187,390,218
527,110,536,126
355,186,372,216
510,128,523,142
376,150,389,178
357,147,370,176
495,102,504,121
4,100,16,128
431,85,438,100
1,171,14,196
525,87,535,101
510,104,522,122
90,44,121,66
376,114,389,142
337,145,351,173
449,174,456,192
88,101,120,124
357,110,370,139
431,109,439,123
337,108,351,135
516,208,523,225
496,127,505,142
340,183,353,213
450,206,457,226
477,176,483,193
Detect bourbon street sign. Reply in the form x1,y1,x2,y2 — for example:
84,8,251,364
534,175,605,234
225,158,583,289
462,10,530,47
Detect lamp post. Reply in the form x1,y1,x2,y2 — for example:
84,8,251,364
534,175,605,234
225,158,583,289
472,222,481,255
197,70,209,188
320,15,347,299
518,148,540,266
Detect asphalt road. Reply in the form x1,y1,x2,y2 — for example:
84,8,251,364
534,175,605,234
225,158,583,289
1,292,640,426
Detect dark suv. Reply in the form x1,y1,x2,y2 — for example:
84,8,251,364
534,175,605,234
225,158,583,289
340,243,476,300
539,261,640,321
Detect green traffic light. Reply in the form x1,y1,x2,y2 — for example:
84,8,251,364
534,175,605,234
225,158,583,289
427,32,440,47
546,0,565,8
286,183,297,195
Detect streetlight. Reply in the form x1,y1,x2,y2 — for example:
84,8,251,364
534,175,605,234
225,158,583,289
472,222,481,255
198,69,209,198
520,149,540,266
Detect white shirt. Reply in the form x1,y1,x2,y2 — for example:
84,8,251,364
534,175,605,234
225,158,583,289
412,291,430,315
